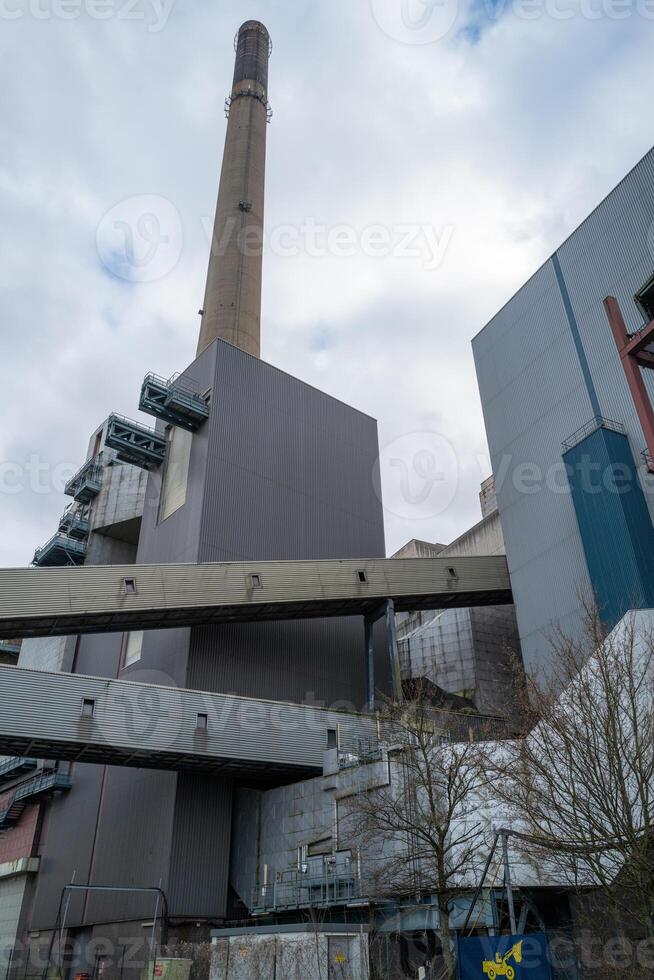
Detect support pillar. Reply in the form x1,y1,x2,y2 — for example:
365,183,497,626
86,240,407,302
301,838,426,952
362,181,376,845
385,598,403,702
364,614,375,710
604,296,654,472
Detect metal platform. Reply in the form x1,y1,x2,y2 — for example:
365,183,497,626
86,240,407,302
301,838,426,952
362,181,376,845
64,457,103,503
0,556,512,640
58,504,90,541
139,373,210,432
32,533,87,568
104,414,166,470
0,666,378,782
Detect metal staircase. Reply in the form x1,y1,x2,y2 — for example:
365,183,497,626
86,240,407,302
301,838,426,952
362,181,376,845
64,456,103,503
58,504,91,540
0,769,71,828
139,373,209,432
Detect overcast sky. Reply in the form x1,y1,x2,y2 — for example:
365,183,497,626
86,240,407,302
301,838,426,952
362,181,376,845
0,0,652,565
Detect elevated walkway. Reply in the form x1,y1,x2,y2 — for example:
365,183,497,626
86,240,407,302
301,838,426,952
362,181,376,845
0,556,512,640
0,666,378,782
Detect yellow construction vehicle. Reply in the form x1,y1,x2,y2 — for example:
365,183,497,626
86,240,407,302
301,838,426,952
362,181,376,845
482,940,523,979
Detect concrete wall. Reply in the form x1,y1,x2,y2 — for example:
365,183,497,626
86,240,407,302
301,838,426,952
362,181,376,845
90,460,146,542
473,147,654,672
0,875,28,980
211,930,369,980
393,507,518,715
439,509,505,559
18,636,76,673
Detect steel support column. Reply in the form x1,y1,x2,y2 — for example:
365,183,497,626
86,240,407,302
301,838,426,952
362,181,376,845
364,615,375,709
604,296,654,472
385,598,402,702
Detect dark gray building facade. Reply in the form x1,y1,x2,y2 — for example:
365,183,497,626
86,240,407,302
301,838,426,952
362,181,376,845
26,338,389,939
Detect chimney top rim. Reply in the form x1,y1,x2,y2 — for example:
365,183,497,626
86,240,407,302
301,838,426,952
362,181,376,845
237,20,270,37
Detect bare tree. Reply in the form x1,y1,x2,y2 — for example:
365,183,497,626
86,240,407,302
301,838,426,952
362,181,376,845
495,606,654,951
342,685,492,980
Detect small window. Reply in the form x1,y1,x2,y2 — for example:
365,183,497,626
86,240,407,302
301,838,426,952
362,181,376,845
447,567,458,579
81,698,95,719
196,713,208,731
248,573,262,589
356,570,367,584
326,728,339,750
124,631,143,667
124,578,136,594
635,272,654,324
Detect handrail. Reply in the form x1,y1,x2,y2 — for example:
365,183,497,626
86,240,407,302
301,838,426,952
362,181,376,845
562,416,625,452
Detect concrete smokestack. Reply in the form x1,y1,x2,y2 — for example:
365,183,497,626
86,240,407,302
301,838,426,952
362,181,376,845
197,21,271,358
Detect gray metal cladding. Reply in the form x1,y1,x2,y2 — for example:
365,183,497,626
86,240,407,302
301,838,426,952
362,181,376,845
0,665,380,771
0,556,513,639
29,761,107,931
82,767,178,926
473,146,654,673
168,774,233,916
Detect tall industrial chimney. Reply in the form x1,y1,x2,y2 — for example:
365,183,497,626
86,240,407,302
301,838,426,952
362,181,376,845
197,21,271,358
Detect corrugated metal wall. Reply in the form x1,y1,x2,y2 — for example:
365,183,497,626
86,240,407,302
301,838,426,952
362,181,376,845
168,774,233,917
473,147,654,672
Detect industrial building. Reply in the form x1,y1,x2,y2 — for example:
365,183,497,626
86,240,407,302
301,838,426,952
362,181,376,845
0,20,517,980
2,14,654,980
474,148,654,672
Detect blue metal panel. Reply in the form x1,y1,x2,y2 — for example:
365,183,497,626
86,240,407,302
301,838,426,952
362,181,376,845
563,423,654,629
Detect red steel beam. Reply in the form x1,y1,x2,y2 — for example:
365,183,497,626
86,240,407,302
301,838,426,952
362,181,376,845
604,296,654,473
